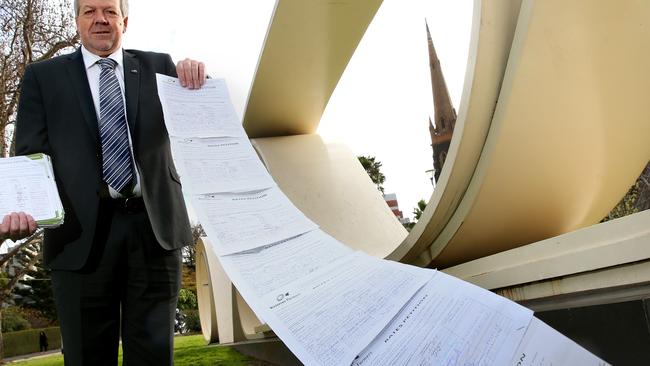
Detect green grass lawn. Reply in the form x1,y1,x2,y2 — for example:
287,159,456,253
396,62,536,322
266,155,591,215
9,334,265,366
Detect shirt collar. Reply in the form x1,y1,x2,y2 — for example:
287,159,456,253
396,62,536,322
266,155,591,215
81,45,124,70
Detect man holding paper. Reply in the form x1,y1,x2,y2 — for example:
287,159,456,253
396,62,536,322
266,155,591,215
15,0,205,364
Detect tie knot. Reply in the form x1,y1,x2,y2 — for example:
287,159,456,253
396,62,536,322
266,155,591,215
97,58,117,71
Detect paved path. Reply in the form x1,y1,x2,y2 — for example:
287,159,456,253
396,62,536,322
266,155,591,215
4,349,61,363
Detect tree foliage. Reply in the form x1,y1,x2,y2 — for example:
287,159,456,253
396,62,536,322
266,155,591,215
1,0,78,156
358,155,386,194
603,161,650,221
177,288,198,311
404,199,427,230
412,199,427,222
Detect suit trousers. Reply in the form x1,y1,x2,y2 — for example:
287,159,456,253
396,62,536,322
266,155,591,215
51,198,181,366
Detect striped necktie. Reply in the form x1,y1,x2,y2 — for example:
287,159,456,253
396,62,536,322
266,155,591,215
97,58,134,194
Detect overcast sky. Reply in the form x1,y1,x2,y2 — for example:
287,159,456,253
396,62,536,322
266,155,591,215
123,0,473,220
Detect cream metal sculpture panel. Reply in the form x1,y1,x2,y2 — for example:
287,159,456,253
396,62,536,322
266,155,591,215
195,241,220,342
243,0,382,138
196,237,268,343
428,0,650,268
445,209,650,294
251,134,406,258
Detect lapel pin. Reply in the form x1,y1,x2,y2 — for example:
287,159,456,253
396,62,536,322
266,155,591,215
130,69,138,74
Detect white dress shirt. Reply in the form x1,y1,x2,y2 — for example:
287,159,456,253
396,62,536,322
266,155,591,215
81,46,141,198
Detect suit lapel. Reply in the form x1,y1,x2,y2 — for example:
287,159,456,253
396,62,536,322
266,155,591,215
65,49,100,146
123,51,140,135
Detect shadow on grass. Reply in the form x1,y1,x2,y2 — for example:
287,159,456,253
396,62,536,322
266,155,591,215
173,335,253,366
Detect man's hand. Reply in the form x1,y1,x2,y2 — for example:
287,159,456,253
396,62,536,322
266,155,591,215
0,212,37,242
176,58,206,90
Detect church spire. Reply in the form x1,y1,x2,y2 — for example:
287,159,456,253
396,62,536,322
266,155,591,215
426,20,457,183
427,21,456,130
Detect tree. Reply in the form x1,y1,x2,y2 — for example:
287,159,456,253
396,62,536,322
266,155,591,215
181,223,205,269
1,306,30,332
412,199,427,222
0,232,42,306
1,0,79,156
358,155,386,194
177,288,198,311
14,257,57,324
177,224,204,334
176,289,200,334
404,199,427,230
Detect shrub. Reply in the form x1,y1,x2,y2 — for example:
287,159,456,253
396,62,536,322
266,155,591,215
183,309,202,333
3,327,61,357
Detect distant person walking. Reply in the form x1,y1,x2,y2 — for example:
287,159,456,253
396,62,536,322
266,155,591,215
39,331,48,352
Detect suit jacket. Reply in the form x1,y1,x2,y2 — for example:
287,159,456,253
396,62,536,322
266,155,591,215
15,48,193,270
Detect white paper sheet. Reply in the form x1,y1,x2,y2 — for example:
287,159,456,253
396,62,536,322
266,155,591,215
156,74,245,138
219,230,353,297
509,317,610,366
193,186,319,255
352,271,534,366
250,252,435,366
156,76,605,366
0,155,64,226
170,136,275,194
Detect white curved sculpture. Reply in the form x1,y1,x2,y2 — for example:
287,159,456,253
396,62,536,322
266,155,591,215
196,0,650,351
427,0,650,267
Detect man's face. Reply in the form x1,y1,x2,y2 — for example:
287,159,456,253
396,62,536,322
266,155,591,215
76,0,127,57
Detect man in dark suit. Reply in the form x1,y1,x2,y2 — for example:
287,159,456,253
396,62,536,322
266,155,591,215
15,0,206,364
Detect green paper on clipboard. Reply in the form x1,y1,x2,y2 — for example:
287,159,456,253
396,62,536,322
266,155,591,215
0,153,64,228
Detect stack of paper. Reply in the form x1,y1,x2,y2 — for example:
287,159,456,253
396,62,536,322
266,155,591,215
0,153,64,228
156,75,609,366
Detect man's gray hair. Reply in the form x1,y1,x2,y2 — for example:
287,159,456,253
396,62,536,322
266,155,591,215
74,0,129,17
